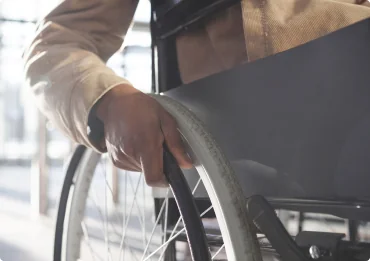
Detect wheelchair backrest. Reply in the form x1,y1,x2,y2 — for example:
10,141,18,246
150,0,239,93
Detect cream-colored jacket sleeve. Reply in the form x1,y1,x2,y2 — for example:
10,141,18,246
23,0,139,149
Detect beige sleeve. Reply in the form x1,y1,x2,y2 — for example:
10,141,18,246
23,0,139,150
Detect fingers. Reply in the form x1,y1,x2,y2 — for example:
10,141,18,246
102,94,192,188
107,143,141,172
118,143,142,170
140,145,168,187
106,130,167,187
111,155,141,172
160,111,193,169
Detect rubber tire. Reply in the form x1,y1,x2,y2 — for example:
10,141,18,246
152,94,262,261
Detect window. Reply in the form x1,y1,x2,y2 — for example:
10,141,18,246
0,0,151,160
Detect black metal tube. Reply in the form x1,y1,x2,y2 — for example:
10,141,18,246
163,145,211,261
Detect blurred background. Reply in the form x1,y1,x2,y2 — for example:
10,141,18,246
0,0,151,260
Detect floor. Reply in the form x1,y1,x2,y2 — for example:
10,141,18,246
1,164,369,261
0,165,191,261
0,165,63,261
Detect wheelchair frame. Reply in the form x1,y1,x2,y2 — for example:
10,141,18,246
53,1,370,260
150,0,370,259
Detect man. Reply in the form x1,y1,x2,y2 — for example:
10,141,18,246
23,0,370,187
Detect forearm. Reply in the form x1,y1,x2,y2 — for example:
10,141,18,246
23,0,139,151
23,23,131,149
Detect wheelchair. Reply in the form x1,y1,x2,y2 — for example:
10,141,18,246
53,0,370,260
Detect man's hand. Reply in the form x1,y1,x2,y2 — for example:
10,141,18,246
96,84,193,187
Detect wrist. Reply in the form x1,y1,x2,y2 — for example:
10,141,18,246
96,83,138,121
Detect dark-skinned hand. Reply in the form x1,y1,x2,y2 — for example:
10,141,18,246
96,84,193,187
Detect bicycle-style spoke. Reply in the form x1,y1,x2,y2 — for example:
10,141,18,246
145,204,214,261
141,189,170,260
143,176,147,250
128,173,147,241
119,172,143,261
88,185,123,240
83,163,151,261
123,171,127,247
77,154,221,261
102,171,125,227
192,177,202,195
157,176,203,259
212,244,225,260
163,190,170,244
87,161,122,239
167,176,202,239
200,205,214,217
102,162,113,261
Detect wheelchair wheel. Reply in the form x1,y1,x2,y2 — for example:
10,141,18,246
53,95,262,261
